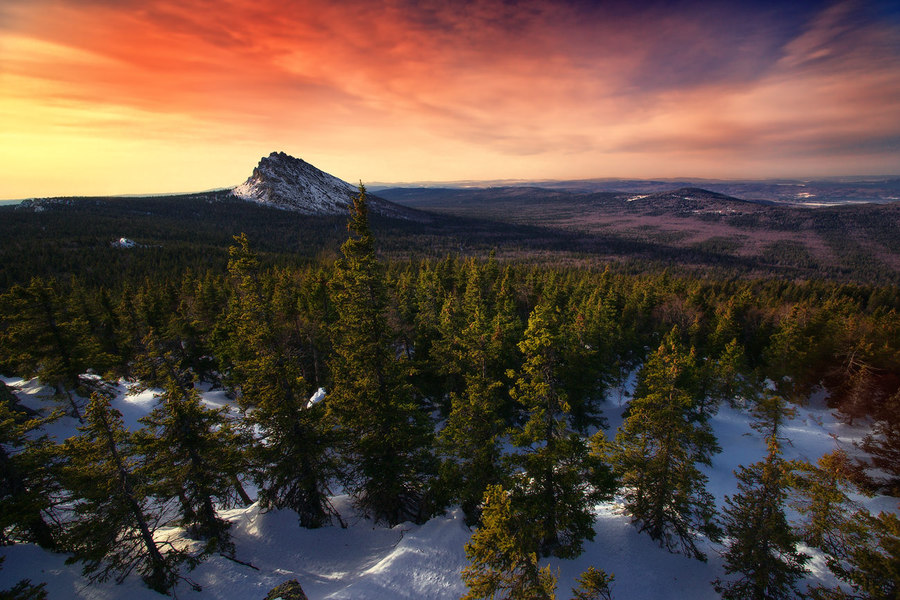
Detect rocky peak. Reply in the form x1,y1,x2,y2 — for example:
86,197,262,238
232,151,357,215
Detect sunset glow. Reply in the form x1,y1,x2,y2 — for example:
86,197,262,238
1,0,899,199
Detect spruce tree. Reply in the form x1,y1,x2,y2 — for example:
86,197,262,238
860,390,900,496
134,382,246,554
461,485,615,600
714,394,808,600
612,327,719,560
571,566,615,600
249,382,343,529
223,234,339,527
0,278,112,420
0,387,60,549
62,394,192,594
793,451,900,600
790,449,862,578
438,261,511,524
708,338,752,408
842,510,900,600
508,300,614,558
563,287,616,432
438,370,506,525
461,485,558,600
328,185,434,525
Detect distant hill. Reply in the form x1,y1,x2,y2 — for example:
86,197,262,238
378,184,900,281
374,177,900,205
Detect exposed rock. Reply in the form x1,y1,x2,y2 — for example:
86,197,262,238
232,151,427,220
233,151,355,215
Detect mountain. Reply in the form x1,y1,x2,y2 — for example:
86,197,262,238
372,177,900,205
232,151,420,219
232,151,354,214
617,187,772,215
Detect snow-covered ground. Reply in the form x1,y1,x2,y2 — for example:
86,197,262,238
1,376,895,599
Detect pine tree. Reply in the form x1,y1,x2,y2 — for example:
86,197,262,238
62,394,193,594
714,394,808,600
438,261,512,524
328,185,435,525
134,382,246,554
461,485,558,600
0,385,60,549
0,278,112,420
860,390,900,496
612,327,719,560
793,451,900,600
571,566,615,600
223,234,339,527
508,300,615,558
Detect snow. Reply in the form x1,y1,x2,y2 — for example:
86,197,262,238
307,388,326,409
1,375,896,599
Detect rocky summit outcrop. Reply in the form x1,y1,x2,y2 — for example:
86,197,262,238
232,151,357,215
231,151,423,221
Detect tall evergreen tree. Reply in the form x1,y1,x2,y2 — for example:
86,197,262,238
563,286,617,432
0,384,60,549
860,390,900,496
135,381,246,554
790,449,861,571
0,278,112,420
62,394,193,595
438,370,507,525
714,393,808,600
793,450,900,600
508,300,615,558
249,383,343,529
438,260,513,524
612,327,719,560
328,185,435,525
223,234,339,527
461,485,614,600
707,338,753,408
839,510,900,600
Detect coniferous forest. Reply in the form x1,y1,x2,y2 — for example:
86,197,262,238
1,188,899,599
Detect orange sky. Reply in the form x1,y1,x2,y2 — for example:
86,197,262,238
1,0,899,199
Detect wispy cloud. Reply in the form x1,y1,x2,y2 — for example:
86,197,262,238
1,0,898,197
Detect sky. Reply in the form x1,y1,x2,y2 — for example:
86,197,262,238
1,0,899,199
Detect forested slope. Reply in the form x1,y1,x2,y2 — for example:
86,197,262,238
1,190,898,598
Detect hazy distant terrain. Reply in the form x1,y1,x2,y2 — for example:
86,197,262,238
372,177,900,205
379,184,900,282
